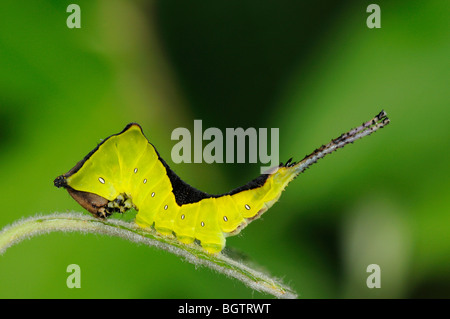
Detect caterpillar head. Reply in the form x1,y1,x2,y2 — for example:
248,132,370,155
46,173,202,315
55,175,110,218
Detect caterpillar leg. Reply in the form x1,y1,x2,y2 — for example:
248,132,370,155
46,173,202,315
201,240,226,254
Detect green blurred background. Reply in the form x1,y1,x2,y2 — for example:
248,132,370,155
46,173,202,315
0,0,448,298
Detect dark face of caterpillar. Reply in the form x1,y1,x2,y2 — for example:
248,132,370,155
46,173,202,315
65,187,110,218
67,188,134,218
55,175,134,218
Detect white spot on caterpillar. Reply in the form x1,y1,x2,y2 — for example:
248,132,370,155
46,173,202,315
201,221,205,227
98,177,105,184
223,216,228,222
164,205,168,210
245,204,251,210
151,192,155,197
134,168,138,173
181,214,185,220
143,178,147,184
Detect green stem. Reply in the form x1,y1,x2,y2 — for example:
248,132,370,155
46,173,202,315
0,213,297,299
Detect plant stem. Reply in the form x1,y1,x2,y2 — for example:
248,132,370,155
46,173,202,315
0,212,297,299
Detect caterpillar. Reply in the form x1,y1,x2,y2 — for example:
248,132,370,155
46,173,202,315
54,111,389,254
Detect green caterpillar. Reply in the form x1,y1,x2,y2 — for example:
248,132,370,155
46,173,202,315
54,111,389,253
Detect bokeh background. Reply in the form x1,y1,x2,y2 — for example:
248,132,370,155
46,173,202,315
0,0,448,298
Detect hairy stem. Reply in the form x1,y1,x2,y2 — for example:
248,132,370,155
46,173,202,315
0,212,297,299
